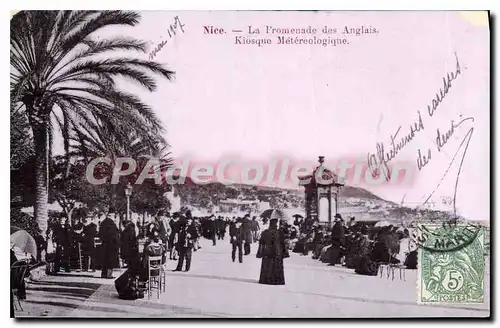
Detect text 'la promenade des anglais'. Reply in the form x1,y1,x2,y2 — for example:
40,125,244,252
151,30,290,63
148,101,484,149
203,24,379,47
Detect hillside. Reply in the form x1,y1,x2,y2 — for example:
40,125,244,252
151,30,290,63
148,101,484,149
173,178,462,224
338,185,391,203
174,177,394,211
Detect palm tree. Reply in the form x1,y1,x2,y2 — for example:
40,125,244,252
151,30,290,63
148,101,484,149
70,119,174,209
11,11,174,237
71,116,172,169
10,104,33,171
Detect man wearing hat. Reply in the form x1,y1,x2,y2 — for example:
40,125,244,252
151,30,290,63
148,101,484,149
168,212,181,260
173,212,199,272
229,217,244,263
208,215,217,246
250,216,260,243
157,211,171,247
241,214,253,255
328,214,346,266
54,217,72,273
216,216,226,241
81,217,97,272
99,209,120,278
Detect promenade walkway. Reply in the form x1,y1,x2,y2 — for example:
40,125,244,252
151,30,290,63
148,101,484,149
15,238,490,318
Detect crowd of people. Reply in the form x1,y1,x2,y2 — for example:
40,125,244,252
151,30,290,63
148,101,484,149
290,214,418,276
40,208,419,301
45,209,198,278
43,208,289,299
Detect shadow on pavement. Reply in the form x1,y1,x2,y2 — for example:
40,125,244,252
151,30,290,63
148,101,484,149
29,289,92,299
24,300,80,310
65,284,231,318
23,300,129,314
29,280,102,290
168,272,259,285
28,282,101,298
48,272,98,278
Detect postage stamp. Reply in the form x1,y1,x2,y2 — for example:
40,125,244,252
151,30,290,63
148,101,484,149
417,222,485,304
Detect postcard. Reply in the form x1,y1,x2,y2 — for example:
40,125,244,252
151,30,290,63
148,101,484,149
10,10,490,318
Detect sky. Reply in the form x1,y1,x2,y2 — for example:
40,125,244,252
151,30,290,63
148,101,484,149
55,11,490,222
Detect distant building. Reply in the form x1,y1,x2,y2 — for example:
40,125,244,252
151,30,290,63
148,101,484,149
219,198,260,214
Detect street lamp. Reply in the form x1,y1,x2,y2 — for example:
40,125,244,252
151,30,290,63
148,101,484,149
125,182,133,222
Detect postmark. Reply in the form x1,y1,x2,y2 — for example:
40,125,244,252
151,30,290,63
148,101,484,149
417,223,485,304
413,220,482,252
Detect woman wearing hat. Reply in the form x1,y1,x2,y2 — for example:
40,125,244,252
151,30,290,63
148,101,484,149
328,213,346,266
256,211,289,285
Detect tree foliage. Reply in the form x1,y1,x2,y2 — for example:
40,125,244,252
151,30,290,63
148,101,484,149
10,10,175,233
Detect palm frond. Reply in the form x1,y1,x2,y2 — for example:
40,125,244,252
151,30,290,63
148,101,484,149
61,11,140,52
11,9,175,181
50,58,174,91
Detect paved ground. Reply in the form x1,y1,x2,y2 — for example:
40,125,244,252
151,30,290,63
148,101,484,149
16,238,490,318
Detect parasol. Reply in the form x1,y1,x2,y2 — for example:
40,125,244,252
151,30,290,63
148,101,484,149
10,226,37,259
374,220,392,228
282,209,305,223
259,209,275,219
260,209,287,221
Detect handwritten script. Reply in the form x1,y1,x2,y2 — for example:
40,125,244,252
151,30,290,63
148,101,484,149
149,16,185,61
367,52,475,218
368,111,425,181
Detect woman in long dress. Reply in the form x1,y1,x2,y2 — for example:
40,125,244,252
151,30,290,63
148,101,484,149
257,218,289,285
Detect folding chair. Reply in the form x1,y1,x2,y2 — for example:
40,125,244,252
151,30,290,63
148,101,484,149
377,263,392,280
11,261,30,312
378,250,407,281
380,263,407,281
391,263,407,281
146,255,166,299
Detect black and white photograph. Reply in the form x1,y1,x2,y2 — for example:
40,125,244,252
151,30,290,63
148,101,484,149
9,9,490,318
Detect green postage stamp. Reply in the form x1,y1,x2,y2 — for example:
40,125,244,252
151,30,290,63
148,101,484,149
417,222,485,304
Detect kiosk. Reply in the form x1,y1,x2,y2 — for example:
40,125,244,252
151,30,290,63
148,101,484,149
298,156,344,228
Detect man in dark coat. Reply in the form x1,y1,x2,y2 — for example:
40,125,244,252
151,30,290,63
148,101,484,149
120,220,139,270
54,218,72,273
257,218,288,285
209,216,217,246
216,216,226,240
99,212,120,279
311,227,325,259
81,217,97,272
329,214,346,266
173,213,198,272
250,216,260,242
229,218,244,263
168,212,181,260
71,221,85,271
241,214,253,255
157,212,170,246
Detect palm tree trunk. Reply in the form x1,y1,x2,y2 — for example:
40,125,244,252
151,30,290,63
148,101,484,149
67,207,73,227
111,183,117,211
110,159,117,211
33,123,50,239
